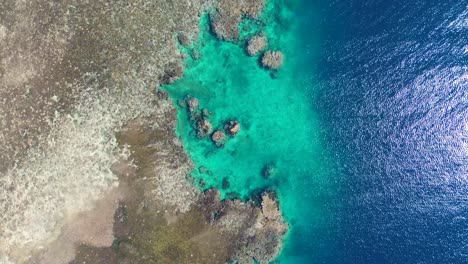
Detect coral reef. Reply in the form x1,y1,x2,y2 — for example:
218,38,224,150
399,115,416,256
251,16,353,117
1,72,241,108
247,35,268,56
262,51,285,69
262,163,278,178
225,120,241,136
0,0,288,263
210,0,266,40
197,119,213,137
67,117,287,264
159,62,185,85
211,130,226,146
177,32,191,47
187,97,200,112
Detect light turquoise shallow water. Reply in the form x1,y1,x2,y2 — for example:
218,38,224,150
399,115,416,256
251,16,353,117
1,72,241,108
164,0,335,262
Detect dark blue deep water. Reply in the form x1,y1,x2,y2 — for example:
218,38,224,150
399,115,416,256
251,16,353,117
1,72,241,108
294,0,467,263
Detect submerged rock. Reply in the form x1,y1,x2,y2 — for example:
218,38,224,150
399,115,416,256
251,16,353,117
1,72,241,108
210,0,266,41
261,50,284,70
222,177,230,189
187,97,199,112
198,166,208,174
177,32,190,47
177,99,186,108
224,120,241,136
262,163,278,178
196,119,213,137
201,108,211,118
191,49,201,60
159,62,184,85
247,35,267,56
211,130,226,147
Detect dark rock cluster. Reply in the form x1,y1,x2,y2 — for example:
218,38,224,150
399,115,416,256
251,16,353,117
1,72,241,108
184,97,241,147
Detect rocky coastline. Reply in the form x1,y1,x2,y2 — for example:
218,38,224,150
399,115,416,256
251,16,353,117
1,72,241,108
0,0,287,263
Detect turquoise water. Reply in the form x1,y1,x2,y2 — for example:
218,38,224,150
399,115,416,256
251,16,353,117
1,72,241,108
164,0,334,262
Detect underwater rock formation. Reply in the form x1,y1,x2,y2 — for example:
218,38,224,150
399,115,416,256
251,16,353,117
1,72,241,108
177,32,191,47
262,50,284,69
247,35,268,56
211,130,226,146
225,120,241,136
210,0,266,40
159,62,184,85
191,49,201,59
197,119,213,137
262,163,278,178
187,97,200,112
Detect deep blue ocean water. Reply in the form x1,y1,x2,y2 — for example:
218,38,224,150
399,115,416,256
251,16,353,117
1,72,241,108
300,0,468,263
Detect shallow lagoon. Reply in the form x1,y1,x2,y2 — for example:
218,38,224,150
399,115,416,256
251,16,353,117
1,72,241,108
164,0,335,262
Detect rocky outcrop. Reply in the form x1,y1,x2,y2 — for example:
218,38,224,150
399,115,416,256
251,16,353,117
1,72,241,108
247,35,268,56
211,130,226,146
261,50,284,70
224,120,241,136
210,0,266,41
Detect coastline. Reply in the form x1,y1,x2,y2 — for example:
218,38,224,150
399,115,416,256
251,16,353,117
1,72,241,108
0,0,287,263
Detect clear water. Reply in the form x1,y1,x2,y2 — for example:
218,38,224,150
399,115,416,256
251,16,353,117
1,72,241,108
164,0,468,263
